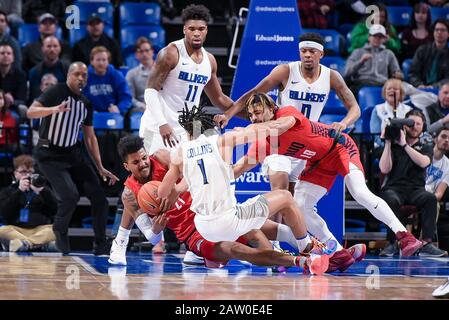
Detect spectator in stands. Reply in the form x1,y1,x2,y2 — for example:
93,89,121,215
0,44,27,120
378,109,446,257
28,36,69,104
84,46,132,115
72,15,123,69
0,1,23,37
344,24,402,95
348,2,401,55
401,3,433,62
22,0,66,26
21,13,71,72
39,73,57,94
0,89,17,150
0,154,57,252
0,10,21,69
297,0,336,29
426,128,449,204
126,37,154,114
425,81,449,127
370,79,412,147
409,19,449,89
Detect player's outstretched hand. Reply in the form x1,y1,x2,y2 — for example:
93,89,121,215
214,114,229,129
330,121,347,133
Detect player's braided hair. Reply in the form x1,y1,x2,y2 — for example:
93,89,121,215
178,103,216,137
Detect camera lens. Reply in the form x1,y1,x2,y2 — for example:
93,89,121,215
30,174,46,188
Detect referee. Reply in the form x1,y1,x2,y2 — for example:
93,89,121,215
27,62,119,255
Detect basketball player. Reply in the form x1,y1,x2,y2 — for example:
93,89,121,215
109,135,329,275
235,93,422,272
140,4,236,154
157,105,336,272
213,33,364,264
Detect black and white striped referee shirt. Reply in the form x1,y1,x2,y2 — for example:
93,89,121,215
36,83,93,148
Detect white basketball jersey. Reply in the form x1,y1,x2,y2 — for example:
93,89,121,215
140,39,212,135
182,134,237,219
277,61,330,121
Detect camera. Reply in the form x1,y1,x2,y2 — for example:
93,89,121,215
28,174,46,188
384,118,415,141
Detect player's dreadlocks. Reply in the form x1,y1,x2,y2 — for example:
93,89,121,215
178,103,216,137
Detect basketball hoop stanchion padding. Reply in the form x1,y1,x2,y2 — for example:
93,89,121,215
229,0,344,243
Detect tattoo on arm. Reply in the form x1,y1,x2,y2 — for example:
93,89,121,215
122,187,140,214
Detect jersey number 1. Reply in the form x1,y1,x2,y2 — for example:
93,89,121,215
301,103,311,119
197,158,209,185
185,85,199,102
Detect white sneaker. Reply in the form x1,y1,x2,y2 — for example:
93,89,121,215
433,278,449,298
9,239,30,252
182,250,204,265
108,239,127,266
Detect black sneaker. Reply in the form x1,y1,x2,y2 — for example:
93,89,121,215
93,240,111,256
419,243,448,257
53,230,70,254
40,241,58,252
0,238,9,251
379,241,399,257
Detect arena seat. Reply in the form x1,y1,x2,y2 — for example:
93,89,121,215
72,1,114,25
302,29,345,56
125,54,139,69
429,7,449,23
68,24,113,47
118,66,129,77
323,90,346,114
386,6,413,27
358,86,383,111
321,57,346,75
121,25,165,56
119,2,161,28
18,24,63,47
402,58,412,82
93,112,124,130
130,111,143,132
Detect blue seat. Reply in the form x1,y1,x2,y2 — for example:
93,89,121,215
119,2,161,28
18,24,63,47
125,54,139,69
358,86,383,110
93,112,124,130
323,90,345,114
72,1,114,25
302,29,344,56
119,66,129,77
386,6,413,27
130,111,143,131
362,106,375,134
69,24,113,47
321,57,346,75
402,58,412,82
429,7,449,23
121,25,165,55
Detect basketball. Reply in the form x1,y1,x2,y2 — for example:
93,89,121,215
137,180,162,216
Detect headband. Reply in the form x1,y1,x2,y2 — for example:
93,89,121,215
298,41,324,52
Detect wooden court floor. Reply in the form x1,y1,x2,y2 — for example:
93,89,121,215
0,252,448,300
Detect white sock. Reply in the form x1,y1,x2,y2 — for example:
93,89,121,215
276,223,299,250
135,214,154,241
296,234,311,253
116,226,131,246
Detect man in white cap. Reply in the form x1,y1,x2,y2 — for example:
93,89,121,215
344,24,403,95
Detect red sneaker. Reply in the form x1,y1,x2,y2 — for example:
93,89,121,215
327,249,355,273
303,254,330,276
396,231,422,257
347,243,366,262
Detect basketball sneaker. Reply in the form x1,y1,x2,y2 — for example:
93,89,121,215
108,239,127,266
9,239,31,252
347,243,366,262
301,253,330,276
304,237,338,256
182,250,204,266
396,231,422,257
327,248,355,272
432,277,449,298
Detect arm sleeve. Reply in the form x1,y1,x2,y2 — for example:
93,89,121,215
36,85,57,107
83,98,93,126
144,88,168,127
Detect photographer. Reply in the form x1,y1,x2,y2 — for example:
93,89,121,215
378,109,446,256
0,155,57,252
